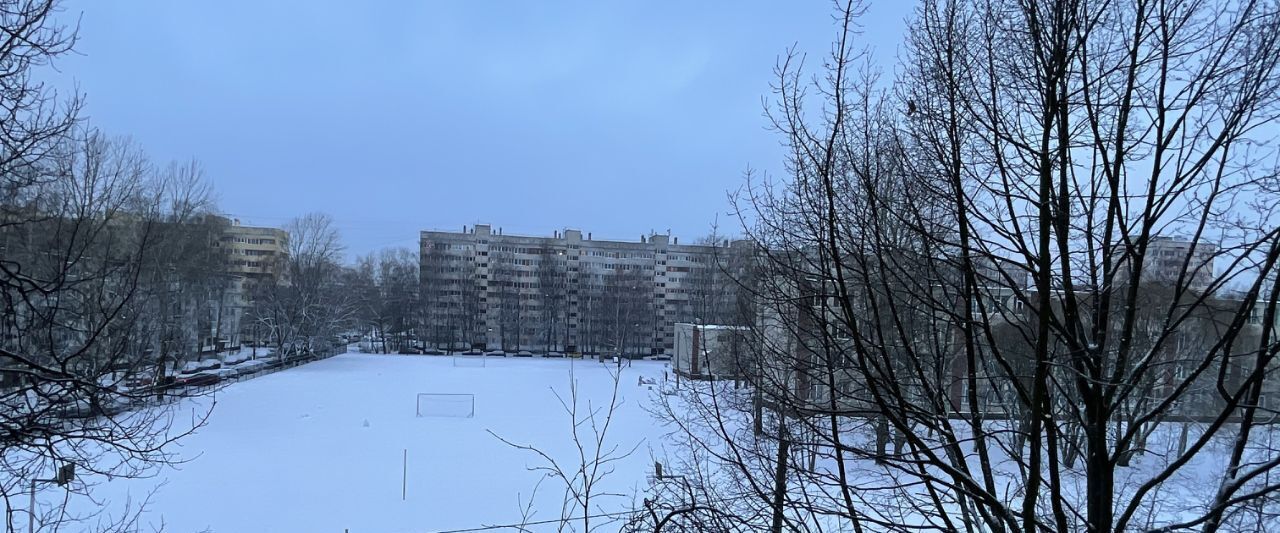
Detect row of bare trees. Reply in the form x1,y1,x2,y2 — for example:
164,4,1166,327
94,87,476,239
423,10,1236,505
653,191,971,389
0,1,227,528
346,247,418,353
246,212,357,357
632,0,1280,532
0,2,361,528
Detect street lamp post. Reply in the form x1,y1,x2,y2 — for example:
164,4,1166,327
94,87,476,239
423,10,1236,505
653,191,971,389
29,463,74,533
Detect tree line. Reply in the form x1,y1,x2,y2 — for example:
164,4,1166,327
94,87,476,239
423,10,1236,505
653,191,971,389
627,0,1280,532
0,2,356,529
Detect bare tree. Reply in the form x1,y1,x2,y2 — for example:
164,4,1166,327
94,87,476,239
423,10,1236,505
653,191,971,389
1,129,213,532
601,269,653,359
492,246,527,352
538,244,570,353
647,1,1280,531
352,248,418,353
493,365,641,532
253,212,353,358
420,238,465,351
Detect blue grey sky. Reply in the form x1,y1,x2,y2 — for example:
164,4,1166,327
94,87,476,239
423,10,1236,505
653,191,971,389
53,1,911,259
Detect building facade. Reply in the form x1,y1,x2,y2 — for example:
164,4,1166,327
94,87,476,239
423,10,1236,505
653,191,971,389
1114,235,1218,290
420,224,747,354
673,323,750,379
218,218,289,347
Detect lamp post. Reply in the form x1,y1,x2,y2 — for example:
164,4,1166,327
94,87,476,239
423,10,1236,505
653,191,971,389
29,463,74,533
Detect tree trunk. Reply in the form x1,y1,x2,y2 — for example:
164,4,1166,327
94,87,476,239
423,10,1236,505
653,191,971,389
770,426,791,533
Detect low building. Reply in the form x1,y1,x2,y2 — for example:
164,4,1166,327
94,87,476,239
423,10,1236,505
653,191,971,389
673,323,750,379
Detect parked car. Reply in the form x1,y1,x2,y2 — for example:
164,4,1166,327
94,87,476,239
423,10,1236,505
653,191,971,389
223,353,250,366
175,372,219,388
211,367,239,379
545,351,565,358
233,359,267,375
461,349,483,356
484,350,506,357
421,348,444,355
514,350,533,357
59,396,132,419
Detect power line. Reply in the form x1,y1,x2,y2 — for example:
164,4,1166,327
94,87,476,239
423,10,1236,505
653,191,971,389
425,510,634,533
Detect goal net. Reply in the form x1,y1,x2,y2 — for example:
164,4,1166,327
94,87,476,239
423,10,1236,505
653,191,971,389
416,393,475,418
452,354,487,367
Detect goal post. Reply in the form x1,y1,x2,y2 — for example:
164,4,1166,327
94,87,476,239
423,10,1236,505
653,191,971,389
416,393,475,418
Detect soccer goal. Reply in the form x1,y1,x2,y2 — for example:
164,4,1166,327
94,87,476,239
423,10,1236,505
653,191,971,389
416,393,475,418
452,354,486,367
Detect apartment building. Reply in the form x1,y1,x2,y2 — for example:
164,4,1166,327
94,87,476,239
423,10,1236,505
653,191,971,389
217,218,289,347
223,219,289,281
1114,235,1218,290
420,224,747,354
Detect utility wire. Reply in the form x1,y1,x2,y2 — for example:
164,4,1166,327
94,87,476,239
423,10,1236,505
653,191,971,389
425,510,633,533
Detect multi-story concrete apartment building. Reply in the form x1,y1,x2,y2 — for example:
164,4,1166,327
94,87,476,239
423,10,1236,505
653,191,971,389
1114,235,1218,290
223,219,289,281
420,224,746,354
217,218,289,347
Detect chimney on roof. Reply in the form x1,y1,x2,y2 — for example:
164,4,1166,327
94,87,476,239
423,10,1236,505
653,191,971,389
588,232,591,240
674,237,678,245
463,225,467,233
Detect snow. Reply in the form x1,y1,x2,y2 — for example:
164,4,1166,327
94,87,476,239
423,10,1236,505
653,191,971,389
56,353,670,532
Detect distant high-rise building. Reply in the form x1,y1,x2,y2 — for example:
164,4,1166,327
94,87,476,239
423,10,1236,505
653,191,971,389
420,224,749,354
1114,235,1216,290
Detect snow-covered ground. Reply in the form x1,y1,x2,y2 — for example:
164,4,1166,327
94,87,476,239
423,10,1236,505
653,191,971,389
63,353,671,532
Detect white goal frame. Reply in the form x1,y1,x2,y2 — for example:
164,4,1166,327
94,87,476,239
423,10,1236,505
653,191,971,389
415,393,475,418
452,354,487,367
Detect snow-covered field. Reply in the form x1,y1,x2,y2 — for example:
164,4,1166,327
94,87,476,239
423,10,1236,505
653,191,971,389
71,353,670,532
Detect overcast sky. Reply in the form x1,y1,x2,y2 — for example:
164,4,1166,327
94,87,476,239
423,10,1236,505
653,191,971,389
53,1,912,259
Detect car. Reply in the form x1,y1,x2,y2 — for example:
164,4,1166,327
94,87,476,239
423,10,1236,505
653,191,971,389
233,359,267,375
545,351,565,358
211,367,239,379
648,354,673,361
484,350,506,357
175,372,219,388
514,350,534,357
223,353,250,366
421,348,444,355
461,349,483,356
59,396,133,419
